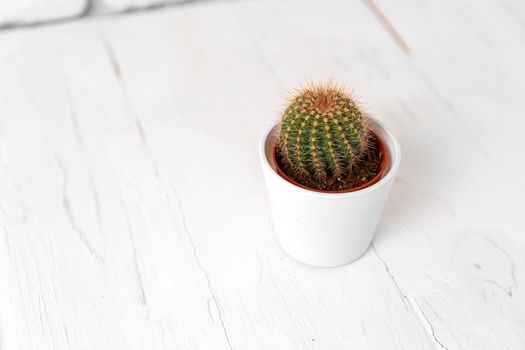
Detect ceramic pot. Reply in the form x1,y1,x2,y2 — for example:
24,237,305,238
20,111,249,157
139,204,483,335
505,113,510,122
259,118,401,267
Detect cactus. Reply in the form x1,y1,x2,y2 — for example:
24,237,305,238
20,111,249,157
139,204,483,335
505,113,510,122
278,83,372,189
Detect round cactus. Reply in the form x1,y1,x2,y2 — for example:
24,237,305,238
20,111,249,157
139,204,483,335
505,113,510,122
278,83,372,189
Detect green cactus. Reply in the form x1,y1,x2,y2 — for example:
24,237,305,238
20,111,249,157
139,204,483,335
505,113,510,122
278,83,372,189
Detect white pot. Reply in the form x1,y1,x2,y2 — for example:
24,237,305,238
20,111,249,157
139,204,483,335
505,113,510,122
259,119,401,267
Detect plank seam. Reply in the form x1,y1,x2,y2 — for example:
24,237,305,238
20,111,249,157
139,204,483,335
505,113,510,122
361,0,411,55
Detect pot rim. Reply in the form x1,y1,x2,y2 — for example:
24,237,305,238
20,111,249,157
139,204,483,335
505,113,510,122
259,118,401,198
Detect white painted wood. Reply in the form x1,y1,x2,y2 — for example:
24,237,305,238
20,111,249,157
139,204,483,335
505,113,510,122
91,0,186,15
0,0,86,27
0,0,524,349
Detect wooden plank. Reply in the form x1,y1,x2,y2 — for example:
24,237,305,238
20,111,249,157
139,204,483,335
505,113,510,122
91,0,187,14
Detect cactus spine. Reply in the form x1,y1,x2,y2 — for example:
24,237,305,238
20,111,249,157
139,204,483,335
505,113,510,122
278,83,372,188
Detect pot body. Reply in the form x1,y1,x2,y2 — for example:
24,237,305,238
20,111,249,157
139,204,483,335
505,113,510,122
259,119,401,267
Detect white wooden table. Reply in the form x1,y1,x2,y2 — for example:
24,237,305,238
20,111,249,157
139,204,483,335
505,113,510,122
1,0,524,349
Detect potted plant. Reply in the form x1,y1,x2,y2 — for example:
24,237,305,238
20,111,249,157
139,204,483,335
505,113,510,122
259,83,401,267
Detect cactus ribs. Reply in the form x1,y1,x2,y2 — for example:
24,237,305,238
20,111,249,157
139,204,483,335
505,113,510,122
277,82,383,191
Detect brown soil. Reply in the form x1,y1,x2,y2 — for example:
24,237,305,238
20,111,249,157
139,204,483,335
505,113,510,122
276,135,383,192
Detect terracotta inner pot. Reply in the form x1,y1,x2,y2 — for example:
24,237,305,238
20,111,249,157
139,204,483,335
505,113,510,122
272,132,389,193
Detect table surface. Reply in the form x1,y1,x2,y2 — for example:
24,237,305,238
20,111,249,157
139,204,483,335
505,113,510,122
1,0,525,349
